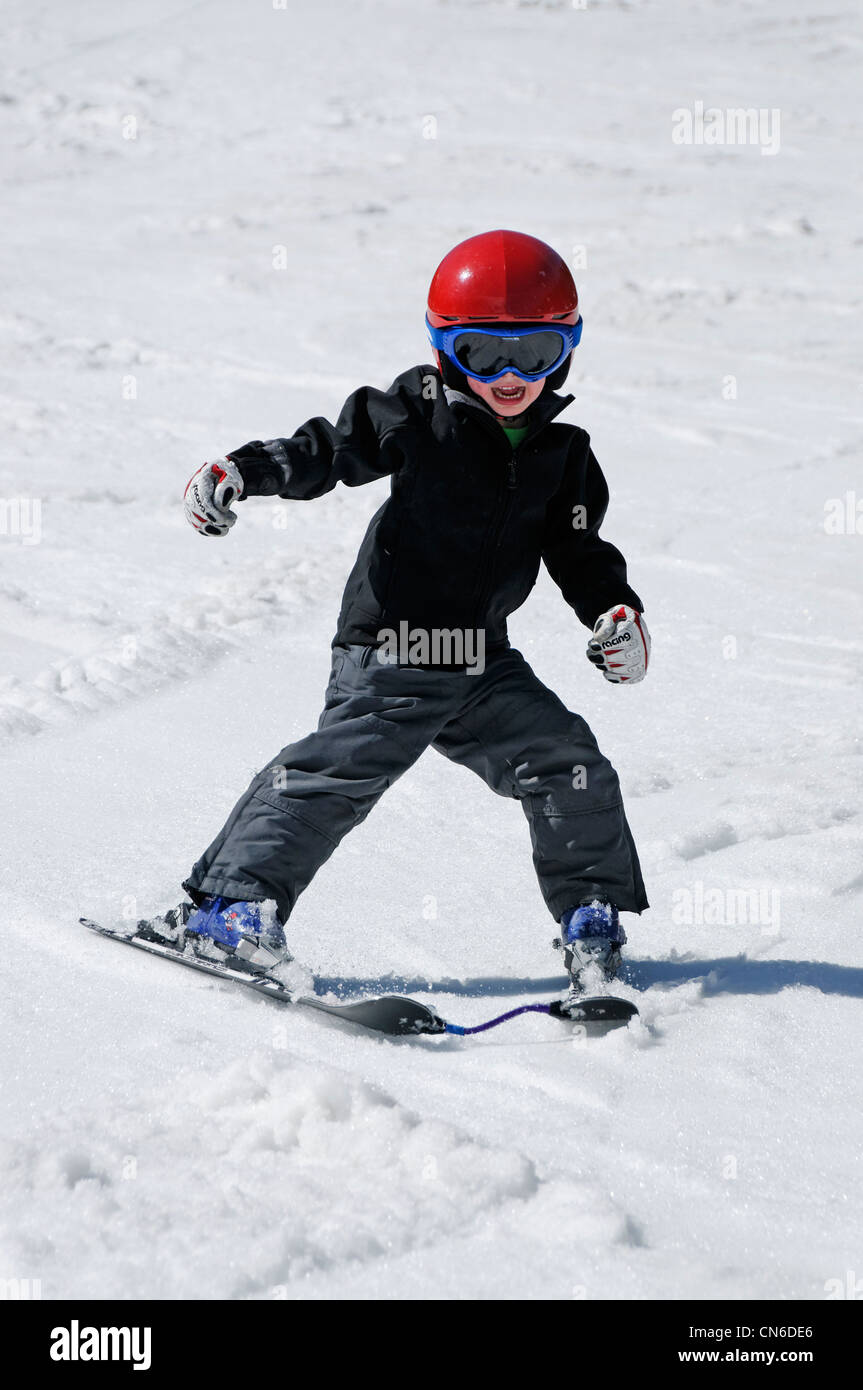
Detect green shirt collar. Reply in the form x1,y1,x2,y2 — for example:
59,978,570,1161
500,421,531,449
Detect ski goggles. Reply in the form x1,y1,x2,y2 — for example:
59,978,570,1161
426,317,582,383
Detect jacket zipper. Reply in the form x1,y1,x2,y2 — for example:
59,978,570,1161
473,446,521,626
458,394,571,629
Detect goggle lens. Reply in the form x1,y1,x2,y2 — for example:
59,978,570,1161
452,329,566,379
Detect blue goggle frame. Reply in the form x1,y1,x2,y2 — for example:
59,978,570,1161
426,316,582,383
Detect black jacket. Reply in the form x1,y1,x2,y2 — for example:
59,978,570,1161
227,366,643,650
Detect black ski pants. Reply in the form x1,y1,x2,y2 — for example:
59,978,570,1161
184,644,648,924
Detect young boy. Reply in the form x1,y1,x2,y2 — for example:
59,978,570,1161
165,230,650,1009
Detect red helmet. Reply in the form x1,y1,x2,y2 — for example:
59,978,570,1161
427,229,578,328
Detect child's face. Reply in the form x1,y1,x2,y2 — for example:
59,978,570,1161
466,372,546,419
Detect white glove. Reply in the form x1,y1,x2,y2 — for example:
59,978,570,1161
183,457,244,537
586,604,650,684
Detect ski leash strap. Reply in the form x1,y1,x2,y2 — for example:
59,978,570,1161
444,1003,554,1034
443,998,637,1035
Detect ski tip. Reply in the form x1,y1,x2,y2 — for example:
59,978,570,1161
312,994,448,1036
548,995,639,1025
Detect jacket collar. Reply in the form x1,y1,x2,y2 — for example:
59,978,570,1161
443,383,575,446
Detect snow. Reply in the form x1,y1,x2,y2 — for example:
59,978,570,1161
2,0,862,1300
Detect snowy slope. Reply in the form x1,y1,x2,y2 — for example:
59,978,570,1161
1,0,861,1300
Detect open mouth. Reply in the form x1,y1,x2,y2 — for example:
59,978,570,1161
491,384,526,404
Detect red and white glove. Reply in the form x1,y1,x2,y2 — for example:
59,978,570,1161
184,457,244,537
586,604,651,684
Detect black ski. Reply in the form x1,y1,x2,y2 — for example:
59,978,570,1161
80,919,446,1036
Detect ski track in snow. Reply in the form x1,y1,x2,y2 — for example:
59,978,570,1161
1,0,862,1300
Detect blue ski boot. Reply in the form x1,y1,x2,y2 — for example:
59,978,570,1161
140,896,289,974
554,895,626,1006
